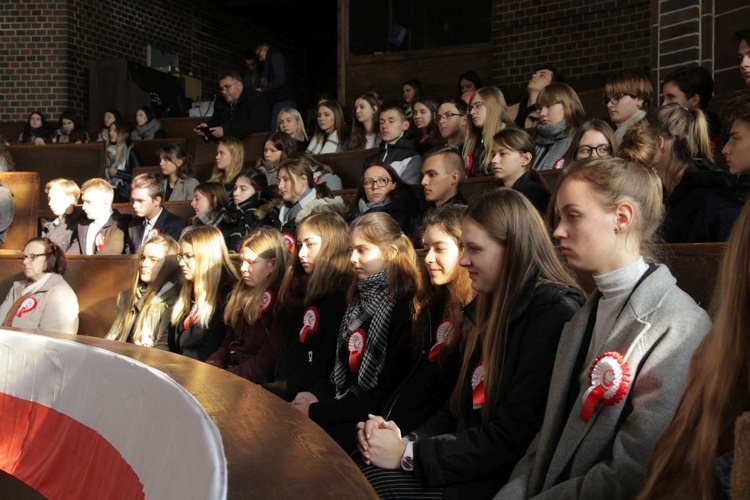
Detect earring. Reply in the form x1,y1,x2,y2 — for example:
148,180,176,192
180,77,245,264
614,225,622,233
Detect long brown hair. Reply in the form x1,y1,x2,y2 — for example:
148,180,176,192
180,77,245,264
639,202,750,499
113,235,181,343
224,228,290,328
450,189,579,422
209,137,244,185
464,87,514,174
300,212,352,304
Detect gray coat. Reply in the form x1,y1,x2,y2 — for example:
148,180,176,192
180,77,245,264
162,177,199,202
495,264,711,500
0,273,79,334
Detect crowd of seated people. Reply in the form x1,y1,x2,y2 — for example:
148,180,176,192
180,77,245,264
2,29,750,499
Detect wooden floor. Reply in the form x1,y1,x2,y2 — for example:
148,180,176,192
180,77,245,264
0,329,377,500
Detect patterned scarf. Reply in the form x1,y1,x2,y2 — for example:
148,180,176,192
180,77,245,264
533,120,573,171
332,270,395,397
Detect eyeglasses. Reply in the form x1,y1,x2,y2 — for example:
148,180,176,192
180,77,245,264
219,81,239,92
436,112,464,122
469,102,485,111
603,94,635,106
362,177,392,188
576,144,613,158
19,252,51,262
177,253,195,262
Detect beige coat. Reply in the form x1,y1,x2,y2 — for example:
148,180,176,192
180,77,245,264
0,273,79,334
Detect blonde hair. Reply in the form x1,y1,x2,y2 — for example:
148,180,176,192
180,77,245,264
45,178,80,200
451,189,578,421
113,235,180,343
109,122,130,168
639,202,750,499
277,108,308,141
224,228,290,328
171,226,238,327
209,137,245,185
464,87,514,174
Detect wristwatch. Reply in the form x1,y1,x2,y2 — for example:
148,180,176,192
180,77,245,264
400,441,414,471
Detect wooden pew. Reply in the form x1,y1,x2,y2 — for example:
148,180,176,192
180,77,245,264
131,137,187,165
193,131,268,174
0,121,24,142
9,143,106,201
313,148,379,189
0,330,377,499
0,172,39,252
132,165,161,177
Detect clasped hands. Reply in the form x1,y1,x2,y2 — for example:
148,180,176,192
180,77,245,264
356,414,408,470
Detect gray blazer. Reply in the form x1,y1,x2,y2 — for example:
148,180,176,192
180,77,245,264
163,177,199,202
496,264,711,500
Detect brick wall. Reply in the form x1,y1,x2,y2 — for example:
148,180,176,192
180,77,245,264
0,0,274,122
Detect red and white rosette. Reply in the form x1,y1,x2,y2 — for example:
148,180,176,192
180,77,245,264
95,233,105,252
471,363,485,409
260,289,275,313
146,228,161,241
183,304,199,330
428,319,456,361
299,307,319,343
282,232,296,254
580,351,631,423
348,328,367,373
552,157,566,170
17,297,38,318
465,154,474,177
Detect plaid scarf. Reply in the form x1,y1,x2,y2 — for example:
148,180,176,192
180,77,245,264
332,270,395,397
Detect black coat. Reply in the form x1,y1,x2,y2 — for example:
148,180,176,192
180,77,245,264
41,207,87,252
220,194,268,253
347,191,424,246
408,281,584,500
209,87,270,138
259,46,295,105
512,171,551,216
662,159,743,243
264,290,348,401
127,208,187,253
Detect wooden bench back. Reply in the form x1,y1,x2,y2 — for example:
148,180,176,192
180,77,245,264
131,138,187,166
314,148,377,189
0,172,40,251
9,143,106,202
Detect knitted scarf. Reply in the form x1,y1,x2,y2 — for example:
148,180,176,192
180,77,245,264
332,270,395,397
533,120,573,171
130,119,163,140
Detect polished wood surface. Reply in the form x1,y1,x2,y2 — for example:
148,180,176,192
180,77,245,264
2,330,378,499
314,148,377,189
131,137,187,166
0,172,39,251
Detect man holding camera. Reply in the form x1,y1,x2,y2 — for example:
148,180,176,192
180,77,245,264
195,70,270,140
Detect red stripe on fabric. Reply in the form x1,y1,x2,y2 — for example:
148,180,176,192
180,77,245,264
0,392,144,499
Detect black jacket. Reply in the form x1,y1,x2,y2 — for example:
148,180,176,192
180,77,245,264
127,208,187,254
264,290,348,401
369,133,424,184
662,159,743,243
408,281,584,499
220,193,269,253
347,190,424,245
259,46,295,105
512,171,551,216
209,87,270,138
41,207,87,252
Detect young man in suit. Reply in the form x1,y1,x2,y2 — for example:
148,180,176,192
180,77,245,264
127,173,186,253
71,178,126,255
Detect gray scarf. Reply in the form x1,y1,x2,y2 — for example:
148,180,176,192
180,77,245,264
130,119,163,140
357,195,392,215
533,120,573,171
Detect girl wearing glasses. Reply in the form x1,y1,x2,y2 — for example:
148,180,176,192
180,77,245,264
165,226,238,360
291,212,422,452
350,93,382,151
0,238,78,334
347,161,422,243
206,228,292,382
264,212,352,400
559,119,618,168
490,127,551,215
306,100,347,154
412,97,444,154
106,235,180,346
604,70,654,144
464,87,514,176
531,83,587,171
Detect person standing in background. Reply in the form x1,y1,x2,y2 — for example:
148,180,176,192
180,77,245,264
256,43,296,131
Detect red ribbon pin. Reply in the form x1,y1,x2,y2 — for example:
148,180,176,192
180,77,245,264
472,363,485,409
260,289,275,313
580,351,631,423
95,233,105,252
428,319,457,361
282,233,296,254
17,297,38,317
183,304,199,330
348,328,367,373
299,307,319,343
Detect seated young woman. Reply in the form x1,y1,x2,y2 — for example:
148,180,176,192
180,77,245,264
412,97,444,154
183,182,229,236
560,118,618,168
0,238,79,334
375,204,474,436
105,121,140,202
221,167,274,253
349,93,381,150
305,100,347,154
18,110,52,144
276,107,309,152
357,190,583,499
347,161,423,243
531,82,587,170
639,202,750,499
97,109,122,142
106,234,180,346
297,153,343,191
256,131,297,187
52,110,89,144
41,178,86,252
160,226,238,361
263,212,352,400
130,106,166,140
401,79,421,121
490,128,551,215
291,212,422,452
157,143,199,201
208,137,244,196
464,87,515,177
206,228,292,382
496,158,711,499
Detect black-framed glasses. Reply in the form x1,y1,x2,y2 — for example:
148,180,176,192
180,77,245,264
436,112,464,122
19,252,51,262
603,94,635,106
219,81,239,92
362,177,392,188
177,253,195,262
577,144,613,158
